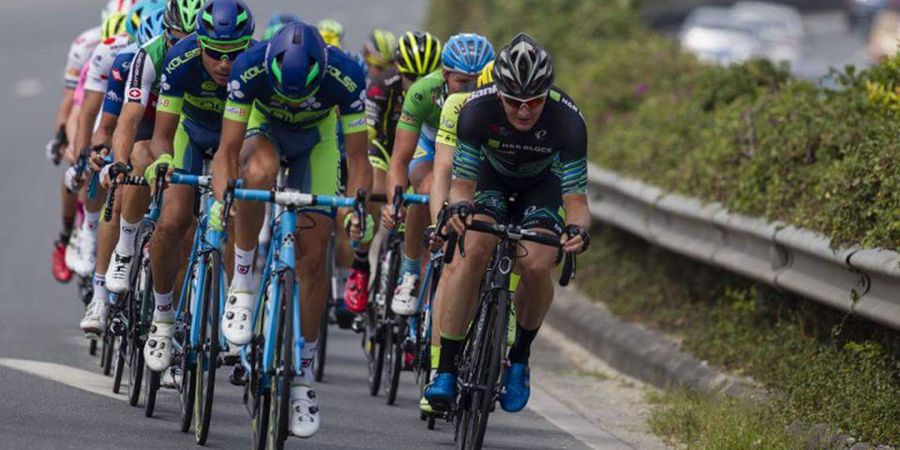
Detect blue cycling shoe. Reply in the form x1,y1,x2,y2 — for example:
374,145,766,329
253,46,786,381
499,363,530,412
424,372,457,408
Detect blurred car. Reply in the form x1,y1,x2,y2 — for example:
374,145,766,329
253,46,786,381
680,7,765,65
867,8,900,60
845,0,900,34
731,1,805,64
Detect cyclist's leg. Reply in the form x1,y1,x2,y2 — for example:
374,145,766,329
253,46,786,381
222,108,279,347
501,175,566,413
144,121,201,370
105,140,153,293
393,135,435,315
71,179,105,277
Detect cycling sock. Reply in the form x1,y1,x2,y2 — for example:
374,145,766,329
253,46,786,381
152,290,174,322
91,273,107,302
115,218,140,257
437,336,464,376
507,324,539,364
430,344,440,371
232,246,256,292
296,339,317,386
351,249,369,272
401,255,420,277
84,210,100,236
60,216,75,245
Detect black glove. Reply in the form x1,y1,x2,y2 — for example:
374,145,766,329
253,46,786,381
564,225,590,253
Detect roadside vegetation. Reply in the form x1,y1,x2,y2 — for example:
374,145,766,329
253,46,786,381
427,1,900,445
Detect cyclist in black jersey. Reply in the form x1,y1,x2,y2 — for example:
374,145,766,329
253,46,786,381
425,33,591,413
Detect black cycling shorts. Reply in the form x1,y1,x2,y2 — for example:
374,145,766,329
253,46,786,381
472,161,565,236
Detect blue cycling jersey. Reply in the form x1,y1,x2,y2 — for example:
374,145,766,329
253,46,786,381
102,43,137,117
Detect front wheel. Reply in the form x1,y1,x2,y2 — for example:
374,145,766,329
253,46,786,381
384,319,403,405
194,252,222,445
144,367,160,418
314,296,329,382
266,274,295,450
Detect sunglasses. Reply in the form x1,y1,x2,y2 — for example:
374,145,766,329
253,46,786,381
500,92,547,110
200,39,250,61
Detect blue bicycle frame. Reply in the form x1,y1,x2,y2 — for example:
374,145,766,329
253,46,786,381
169,173,228,367
237,187,356,392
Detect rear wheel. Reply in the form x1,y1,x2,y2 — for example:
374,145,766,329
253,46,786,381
193,252,221,445
128,337,144,406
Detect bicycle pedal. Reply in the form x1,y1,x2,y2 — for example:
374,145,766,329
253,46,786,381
351,316,365,333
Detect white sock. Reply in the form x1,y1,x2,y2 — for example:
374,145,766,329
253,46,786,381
295,339,318,387
232,246,256,292
115,218,140,256
91,273,107,302
153,290,175,322
84,210,100,236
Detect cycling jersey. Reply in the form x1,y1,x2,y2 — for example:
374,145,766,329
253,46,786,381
102,44,137,117
453,84,588,233
125,34,168,118
365,67,405,171
223,42,366,213
224,42,366,133
398,70,445,172
85,35,132,94
73,64,90,107
157,35,255,175
65,26,102,89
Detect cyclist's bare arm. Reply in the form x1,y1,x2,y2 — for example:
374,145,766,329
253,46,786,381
430,140,454,223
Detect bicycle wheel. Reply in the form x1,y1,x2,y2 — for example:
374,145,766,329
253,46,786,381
384,318,403,405
89,339,98,356
250,285,269,450
128,334,144,406
101,330,116,376
366,248,387,396
461,289,508,450
266,273,294,450
129,270,152,406
194,252,221,445
144,365,160,418
112,328,127,394
314,296,328,382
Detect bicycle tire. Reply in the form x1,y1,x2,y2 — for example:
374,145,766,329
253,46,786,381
89,339,98,356
380,243,402,402
385,318,404,405
468,288,508,450
178,279,195,432
194,251,221,445
101,331,115,376
455,287,496,450
129,264,153,407
267,273,294,450
112,333,127,393
366,247,387,396
128,334,144,406
315,296,328,382
144,366,160,418
250,296,269,450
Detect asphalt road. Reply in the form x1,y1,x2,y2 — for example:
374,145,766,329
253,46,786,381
0,1,592,449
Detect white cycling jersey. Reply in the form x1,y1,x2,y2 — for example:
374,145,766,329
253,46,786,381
64,26,102,90
85,35,133,94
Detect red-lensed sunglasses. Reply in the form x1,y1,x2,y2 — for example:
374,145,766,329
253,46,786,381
499,92,547,110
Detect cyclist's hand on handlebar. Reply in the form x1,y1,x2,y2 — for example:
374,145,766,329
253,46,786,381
64,166,81,191
45,128,65,166
447,201,473,236
424,225,444,251
561,225,590,254
381,204,405,230
145,154,174,195
101,161,129,188
88,146,110,172
344,212,375,244
63,144,77,165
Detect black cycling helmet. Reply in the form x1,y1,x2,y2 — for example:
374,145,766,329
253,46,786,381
492,33,554,99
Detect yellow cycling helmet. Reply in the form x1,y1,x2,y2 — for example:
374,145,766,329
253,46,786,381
363,29,396,69
101,11,128,40
395,31,442,76
477,60,494,87
318,18,344,48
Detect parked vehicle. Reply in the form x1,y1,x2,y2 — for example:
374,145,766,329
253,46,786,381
680,6,765,65
731,1,805,64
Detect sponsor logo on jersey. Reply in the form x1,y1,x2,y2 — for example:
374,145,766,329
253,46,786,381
535,129,547,140
347,117,365,129
225,105,247,117
326,65,358,93
166,48,201,74
111,68,123,81
129,49,147,90
239,63,265,83
105,90,121,103
400,113,415,124
128,88,142,100
201,80,218,91
103,37,117,45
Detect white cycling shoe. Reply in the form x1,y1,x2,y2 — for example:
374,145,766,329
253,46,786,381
106,250,134,294
222,291,254,346
144,321,175,372
79,299,107,336
72,230,97,277
289,385,320,438
391,272,419,316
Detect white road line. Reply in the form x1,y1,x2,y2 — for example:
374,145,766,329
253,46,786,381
0,358,125,401
12,78,44,98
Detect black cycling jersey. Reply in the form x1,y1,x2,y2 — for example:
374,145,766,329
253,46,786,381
365,67,405,170
453,83,587,194
452,83,588,233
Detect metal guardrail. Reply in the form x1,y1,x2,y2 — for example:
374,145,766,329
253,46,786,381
586,163,900,331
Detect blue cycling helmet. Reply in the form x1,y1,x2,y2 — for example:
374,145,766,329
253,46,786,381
196,0,254,42
125,0,164,41
263,12,299,40
441,33,495,75
137,7,165,45
265,21,328,99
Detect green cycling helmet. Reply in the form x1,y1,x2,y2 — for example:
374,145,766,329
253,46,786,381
163,0,202,33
